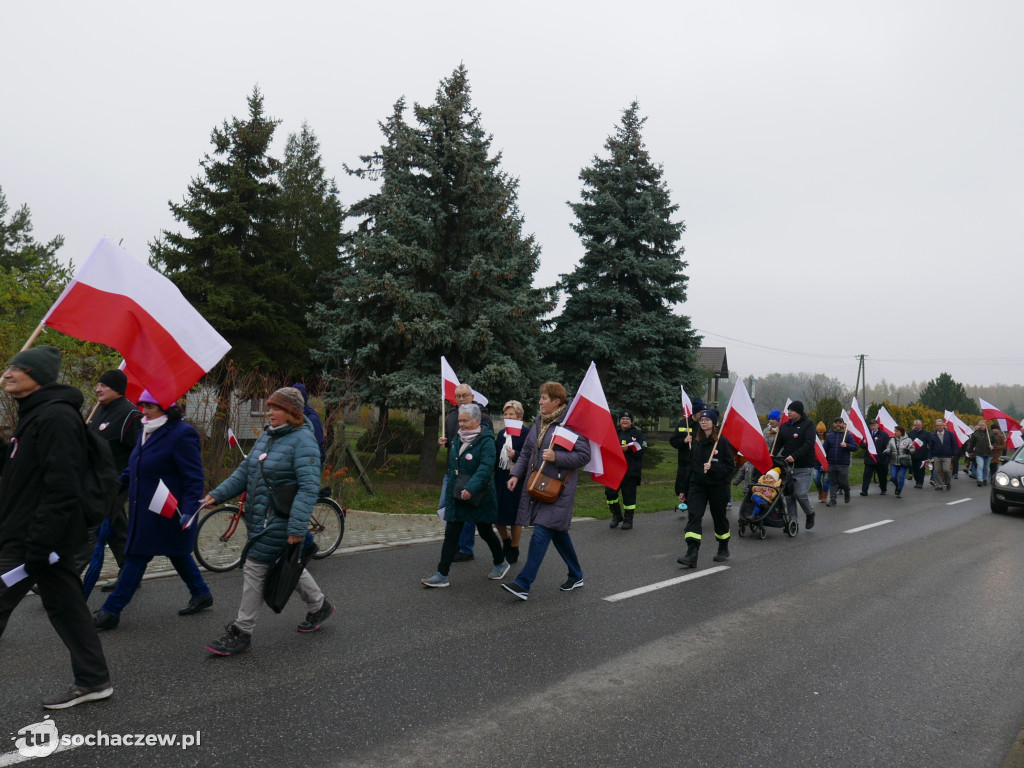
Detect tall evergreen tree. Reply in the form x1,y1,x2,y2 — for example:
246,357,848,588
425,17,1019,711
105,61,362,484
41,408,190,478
550,102,700,416
918,372,974,413
312,66,555,480
150,87,311,375
0,186,65,275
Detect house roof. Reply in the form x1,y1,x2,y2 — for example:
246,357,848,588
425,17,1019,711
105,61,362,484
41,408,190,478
696,346,728,378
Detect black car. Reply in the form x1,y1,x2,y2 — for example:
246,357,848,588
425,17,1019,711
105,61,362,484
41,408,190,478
991,447,1024,513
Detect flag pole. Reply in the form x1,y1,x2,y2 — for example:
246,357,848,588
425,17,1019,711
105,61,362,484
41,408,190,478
84,402,100,424
20,319,46,352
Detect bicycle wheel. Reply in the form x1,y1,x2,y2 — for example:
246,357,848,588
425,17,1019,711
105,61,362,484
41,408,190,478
308,498,345,559
194,506,249,572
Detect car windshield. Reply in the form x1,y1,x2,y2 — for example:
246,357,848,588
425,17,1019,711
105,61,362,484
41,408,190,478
1014,445,1024,462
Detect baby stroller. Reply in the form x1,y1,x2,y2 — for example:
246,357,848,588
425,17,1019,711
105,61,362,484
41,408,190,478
737,459,799,539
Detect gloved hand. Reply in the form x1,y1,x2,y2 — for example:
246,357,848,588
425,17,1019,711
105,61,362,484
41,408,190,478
24,557,50,579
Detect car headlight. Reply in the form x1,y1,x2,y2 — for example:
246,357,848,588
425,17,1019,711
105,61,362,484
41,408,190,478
995,472,1010,486
1013,478,1021,488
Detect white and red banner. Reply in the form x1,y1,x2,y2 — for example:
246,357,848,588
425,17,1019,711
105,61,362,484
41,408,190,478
875,406,898,437
979,398,1021,432
841,410,864,444
1008,431,1023,451
779,397,793,425
944,410,973,448
440,356,488,407
44,239,230,408
626,439,642,453
503,418,524,437
680,386,693,419
117,359,146,405
720,380,773,474
551,425,579,451
814,436,829,471
849,398,877,456
913,437,925,450
562,362,627,489
148,479,178,519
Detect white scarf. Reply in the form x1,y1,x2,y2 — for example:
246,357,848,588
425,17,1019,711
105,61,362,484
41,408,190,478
498,431,514,470
141,415,168,444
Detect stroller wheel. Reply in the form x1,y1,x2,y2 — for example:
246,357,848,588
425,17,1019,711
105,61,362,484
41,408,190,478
757,526,767,540
786,519,799,537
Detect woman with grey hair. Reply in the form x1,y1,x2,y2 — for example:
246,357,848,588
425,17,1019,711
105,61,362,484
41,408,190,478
422,403,509,587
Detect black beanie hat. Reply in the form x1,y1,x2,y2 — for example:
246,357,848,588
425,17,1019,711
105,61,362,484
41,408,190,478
9,346,61,387
788,400,805,416
98,369,128,396
619,409,634,420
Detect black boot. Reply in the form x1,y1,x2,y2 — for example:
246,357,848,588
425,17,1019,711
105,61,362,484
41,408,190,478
712,540,730,562
621,511,634,531
677,544,699,568
609,502,623,528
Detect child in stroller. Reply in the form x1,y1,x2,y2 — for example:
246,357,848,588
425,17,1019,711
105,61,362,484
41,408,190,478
737,461,799,539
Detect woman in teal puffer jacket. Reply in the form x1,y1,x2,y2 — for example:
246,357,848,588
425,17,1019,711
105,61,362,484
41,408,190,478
203,387,334,656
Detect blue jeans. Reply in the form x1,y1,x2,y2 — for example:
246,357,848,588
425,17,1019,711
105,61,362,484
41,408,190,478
511,524,583,593
102,553,210,616
890,465,908,492
976,456,991,482
458,521,476,555
813,468,830,494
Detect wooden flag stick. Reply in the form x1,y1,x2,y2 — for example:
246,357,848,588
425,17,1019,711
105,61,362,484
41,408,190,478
20,319,46,352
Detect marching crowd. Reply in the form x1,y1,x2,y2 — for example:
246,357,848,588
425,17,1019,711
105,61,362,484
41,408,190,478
0,348,1013,710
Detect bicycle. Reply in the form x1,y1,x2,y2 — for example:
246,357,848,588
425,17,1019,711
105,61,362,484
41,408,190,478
193,486,346,573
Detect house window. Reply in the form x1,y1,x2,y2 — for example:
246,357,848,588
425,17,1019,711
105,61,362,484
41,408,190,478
249,398,267,417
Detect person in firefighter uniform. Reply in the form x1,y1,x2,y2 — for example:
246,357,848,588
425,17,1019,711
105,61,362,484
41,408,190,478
607,410,647,531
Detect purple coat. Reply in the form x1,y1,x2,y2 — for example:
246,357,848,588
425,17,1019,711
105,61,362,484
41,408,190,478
510,412,591,531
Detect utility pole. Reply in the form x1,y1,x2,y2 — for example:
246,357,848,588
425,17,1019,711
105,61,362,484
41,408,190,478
853,354,867,406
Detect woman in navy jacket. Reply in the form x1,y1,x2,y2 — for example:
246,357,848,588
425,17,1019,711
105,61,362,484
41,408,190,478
92,390,211,630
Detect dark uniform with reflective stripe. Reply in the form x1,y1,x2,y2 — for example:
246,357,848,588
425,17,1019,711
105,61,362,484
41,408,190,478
606,419,646,528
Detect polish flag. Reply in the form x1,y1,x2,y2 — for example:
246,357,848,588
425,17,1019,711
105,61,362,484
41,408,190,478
148,479,178,519
719,380,773,474
43,239,230,408
778,397,793,425
503,418,524,437
551,425,579,451
979,398,1021,432
680,386,693,419
440,356,488,407
117,359,146,404
562,362,627,489
875,406,898,437
849,398,876,456
912,437,925,451
841,410,864,443
944,410,973,448
227,428,241,451
626,439,642,453
1008,431,1023,451
814,436,829,471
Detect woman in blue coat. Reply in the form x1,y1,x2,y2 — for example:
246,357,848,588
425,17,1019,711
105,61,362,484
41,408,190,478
92,390,212,630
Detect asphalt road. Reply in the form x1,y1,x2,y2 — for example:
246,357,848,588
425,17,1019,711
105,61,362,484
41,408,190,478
4,478,1024,768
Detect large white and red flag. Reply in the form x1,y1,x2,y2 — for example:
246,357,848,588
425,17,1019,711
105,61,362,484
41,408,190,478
841,410,864,444
562,362,627,490
778,397,793,425
814,436,829,471
849,398,877,456
720,380,773,474
875,405,898,437
148,479,178,519
43,239,230,408
117,359,146,404
440,356,488,407
979,398,1021,432
680,386,693,419
944,410,973,448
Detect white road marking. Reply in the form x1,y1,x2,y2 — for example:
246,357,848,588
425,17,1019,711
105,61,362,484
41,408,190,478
0,743,80,766
603,566,729,602
844,519,894,534
947,498,971,506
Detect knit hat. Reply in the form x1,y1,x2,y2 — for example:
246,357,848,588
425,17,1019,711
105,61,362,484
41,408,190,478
816,421,827,435
98,369,128,395
267,386,305,419
9,346,61,386
619,409,634,420
768,409,781,422
692,397,707,413
291,382,310,404
701,408,720,425
788,400,805,416
137,389,165,409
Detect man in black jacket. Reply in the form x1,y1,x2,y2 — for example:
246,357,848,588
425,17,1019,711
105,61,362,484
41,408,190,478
607,410,647,531
908,420,931,489
860,419,891,496
0,346,112,709
773,400,817,530
88,369,141,587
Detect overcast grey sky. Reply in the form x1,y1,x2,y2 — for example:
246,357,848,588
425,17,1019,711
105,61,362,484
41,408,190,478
3,0,1022,392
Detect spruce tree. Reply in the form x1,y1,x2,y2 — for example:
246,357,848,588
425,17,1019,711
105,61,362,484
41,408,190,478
919,372,974,413
550,102,700,416
150,87,311,375
313,66,555,480
0,186,65,275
